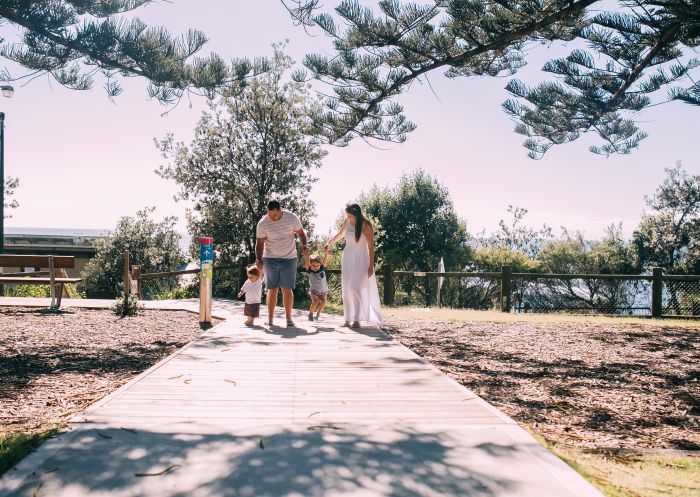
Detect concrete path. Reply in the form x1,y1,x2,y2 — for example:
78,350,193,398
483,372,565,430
0,298,603,497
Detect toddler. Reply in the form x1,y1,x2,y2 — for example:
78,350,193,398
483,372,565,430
238,265,263,326
304,247,329,321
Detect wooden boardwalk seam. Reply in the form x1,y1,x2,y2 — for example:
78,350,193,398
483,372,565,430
1,298,604,497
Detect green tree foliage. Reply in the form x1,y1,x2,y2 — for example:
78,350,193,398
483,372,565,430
539,225,635,274
3,176,18,219
82,207,182,298
632,163,700,274
0,1,265,104
358,169,469,305
359,169,470,271
535,225,638,312
285,0,699,156
472,246,540,273
480,205,553,259
156,46,325,295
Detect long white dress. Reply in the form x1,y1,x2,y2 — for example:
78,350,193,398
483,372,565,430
341,220,384,325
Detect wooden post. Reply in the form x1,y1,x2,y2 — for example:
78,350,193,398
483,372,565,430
131,265,142,299
500,265,512,312
123,250,130,297
48,255,57,309
651,267,663,318
383,264,394,306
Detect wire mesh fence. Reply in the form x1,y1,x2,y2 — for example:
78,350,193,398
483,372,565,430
392,273,500,309
513,277,652,316
662,277,700,317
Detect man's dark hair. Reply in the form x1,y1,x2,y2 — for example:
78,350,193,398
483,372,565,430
267,200,281,211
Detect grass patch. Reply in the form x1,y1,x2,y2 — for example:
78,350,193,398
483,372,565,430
532,433,700,497
0,426,62,476
383,306,700,327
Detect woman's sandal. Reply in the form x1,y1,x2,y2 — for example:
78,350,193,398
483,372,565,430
287,320,295,327
351,321,361,329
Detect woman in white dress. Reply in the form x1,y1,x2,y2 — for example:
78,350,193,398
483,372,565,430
325,204,384,328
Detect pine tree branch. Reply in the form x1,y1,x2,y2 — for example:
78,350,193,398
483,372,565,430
324,0,599,141
596,22,682,118
0,6,151,80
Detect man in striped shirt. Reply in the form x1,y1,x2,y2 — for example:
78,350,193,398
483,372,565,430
255,200,309,327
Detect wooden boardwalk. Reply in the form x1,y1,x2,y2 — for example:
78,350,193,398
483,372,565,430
1,299,603,497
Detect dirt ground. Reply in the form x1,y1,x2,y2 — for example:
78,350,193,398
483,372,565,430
382,319,700,451
0,307,215,434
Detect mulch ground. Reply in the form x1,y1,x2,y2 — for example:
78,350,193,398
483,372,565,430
0,307,216,434
382,319,700,451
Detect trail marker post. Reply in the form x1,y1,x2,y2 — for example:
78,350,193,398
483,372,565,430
199,237,214,326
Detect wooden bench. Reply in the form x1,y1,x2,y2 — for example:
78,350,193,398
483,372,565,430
0,255,83,309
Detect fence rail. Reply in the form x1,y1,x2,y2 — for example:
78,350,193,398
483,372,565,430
124,251,700,318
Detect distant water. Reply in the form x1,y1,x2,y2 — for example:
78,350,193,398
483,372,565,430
5,227,111,237
5,227,190,252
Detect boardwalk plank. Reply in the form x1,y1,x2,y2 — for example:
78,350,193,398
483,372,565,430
0,299,604,497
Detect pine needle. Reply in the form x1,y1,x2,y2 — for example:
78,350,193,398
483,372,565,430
307,411,320,418
167,374,183,380
224,379,237,385
96,430,112,439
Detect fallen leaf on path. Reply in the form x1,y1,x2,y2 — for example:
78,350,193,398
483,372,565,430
96,430,112,439
135,464,182,477
183,379,191,384
167,374,183,380
224,379,237,385
259,437,265,449
44,468,59,474
307,411,320,418
32,481,43,497
221,348,231,352
307,424,343,431
120,427,137,434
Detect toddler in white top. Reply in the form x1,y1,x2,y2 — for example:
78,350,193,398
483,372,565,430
238,265,263,326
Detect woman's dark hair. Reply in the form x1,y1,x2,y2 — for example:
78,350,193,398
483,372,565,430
345,204,370,242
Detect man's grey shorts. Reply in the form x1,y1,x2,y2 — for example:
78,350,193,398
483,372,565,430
263,257,297,289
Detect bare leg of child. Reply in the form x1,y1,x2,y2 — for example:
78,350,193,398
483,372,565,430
308,300,319,321
315,298,327,319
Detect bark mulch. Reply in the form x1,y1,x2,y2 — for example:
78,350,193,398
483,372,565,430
382,319,700,451
0,307,217,434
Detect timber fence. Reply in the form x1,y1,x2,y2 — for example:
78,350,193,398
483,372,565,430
122,250,700,319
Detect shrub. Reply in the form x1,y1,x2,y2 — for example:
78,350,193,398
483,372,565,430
111,293,142,317
83,207,183,298
3,284,85,299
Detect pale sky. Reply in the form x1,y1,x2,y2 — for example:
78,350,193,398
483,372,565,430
1,1,698,241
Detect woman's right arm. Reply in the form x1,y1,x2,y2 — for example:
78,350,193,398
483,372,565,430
324,224,346,250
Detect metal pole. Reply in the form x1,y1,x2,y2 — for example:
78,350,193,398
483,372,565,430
0,111,5,256
199,237,214,326
0,112,4,296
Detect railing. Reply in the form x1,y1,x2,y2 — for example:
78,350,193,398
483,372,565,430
121,250,700,319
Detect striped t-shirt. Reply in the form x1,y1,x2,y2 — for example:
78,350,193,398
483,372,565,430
256,211,303,259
